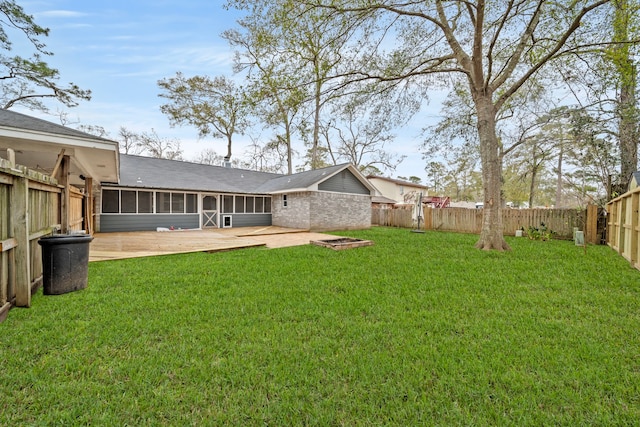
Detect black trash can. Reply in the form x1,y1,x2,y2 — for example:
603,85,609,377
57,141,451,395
38,234,94,295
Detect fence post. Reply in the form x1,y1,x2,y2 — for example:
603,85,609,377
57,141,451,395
585,204,598,245
12,173,30,307
60,155,71,233
631,193,639,268
423,206,432,230
85,177,93,234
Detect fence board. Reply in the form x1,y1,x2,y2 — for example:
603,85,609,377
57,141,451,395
0,180,9,314
12,174,29,307
70,188,84,231
1,158,64,318
586,205,599,244
371,207,413,228
373,205,590,240
424,207,584,239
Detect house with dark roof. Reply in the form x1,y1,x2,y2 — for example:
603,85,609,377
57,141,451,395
100,155,374,232
1,109,375,233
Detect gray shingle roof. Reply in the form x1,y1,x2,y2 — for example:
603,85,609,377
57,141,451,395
117,155,366,196
0,109,114,142
117,154,282,193
372,195,398,204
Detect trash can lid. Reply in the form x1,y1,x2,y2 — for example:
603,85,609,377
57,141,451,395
38,234,94,245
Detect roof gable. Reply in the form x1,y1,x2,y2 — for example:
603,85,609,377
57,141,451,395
318,168,371,194
255,163,374,194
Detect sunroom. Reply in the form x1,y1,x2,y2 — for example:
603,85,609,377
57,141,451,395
96,154,279,232
99,186,272,232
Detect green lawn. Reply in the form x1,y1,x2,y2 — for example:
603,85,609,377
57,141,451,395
2,227,639,425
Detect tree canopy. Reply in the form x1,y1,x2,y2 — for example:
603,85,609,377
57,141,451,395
158,73,249,162
0,0,91,111
268,0,615,250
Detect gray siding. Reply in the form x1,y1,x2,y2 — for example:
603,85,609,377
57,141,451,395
223,213,272,228
99,214,199,232
319,170,370,194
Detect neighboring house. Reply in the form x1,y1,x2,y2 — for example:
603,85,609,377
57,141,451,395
101,155,374,232
366,175,429,206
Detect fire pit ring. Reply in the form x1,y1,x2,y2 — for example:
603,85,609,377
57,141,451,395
310,237,373,250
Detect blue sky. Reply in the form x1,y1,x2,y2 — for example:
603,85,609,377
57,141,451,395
16,0,433,180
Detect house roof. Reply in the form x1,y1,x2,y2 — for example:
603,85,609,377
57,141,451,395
116,155,375,196
366,175,428,190
117,154,282,193
0,109,119,185
0,109,113,141
371,195,399,204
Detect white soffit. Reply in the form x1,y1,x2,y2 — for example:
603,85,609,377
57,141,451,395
0,126,119,186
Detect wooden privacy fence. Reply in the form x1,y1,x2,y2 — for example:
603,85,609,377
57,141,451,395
371,206,414,228
372,205,601,242
0,156,85,321
606,187,640,271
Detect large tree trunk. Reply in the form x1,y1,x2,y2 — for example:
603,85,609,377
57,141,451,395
311,58,322,170
474,93,511,251
275,94,294,175
618,76,638,191
225,134,232,162
528,144,538,208
555,142,563,208
528,166,537,209
612,0,639,193
284,120,293,175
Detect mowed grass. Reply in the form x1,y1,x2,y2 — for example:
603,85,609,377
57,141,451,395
1,227,639,425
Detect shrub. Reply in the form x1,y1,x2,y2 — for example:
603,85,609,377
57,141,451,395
523,222,556,241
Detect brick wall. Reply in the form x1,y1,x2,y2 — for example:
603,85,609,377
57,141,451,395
272,191,371,231
310,192,371,231
272,192,311,229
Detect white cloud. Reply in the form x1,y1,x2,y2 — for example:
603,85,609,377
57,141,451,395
38,10,88,18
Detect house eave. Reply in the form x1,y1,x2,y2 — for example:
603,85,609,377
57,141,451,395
0,125,120,186
268,187,310,195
